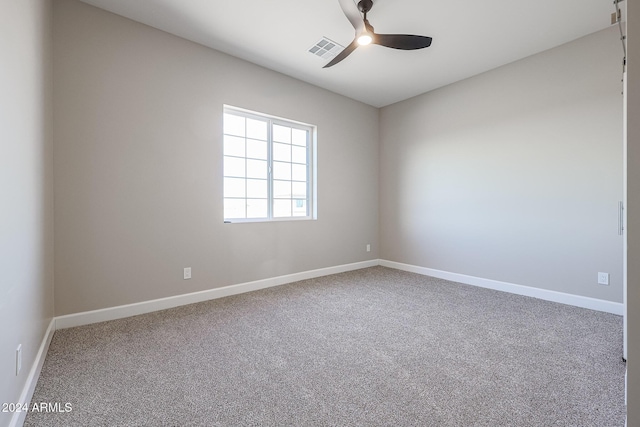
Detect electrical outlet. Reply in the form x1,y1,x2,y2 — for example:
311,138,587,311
366,244,371,252
597,272,609,286
184,267,192,280
16,345,22,376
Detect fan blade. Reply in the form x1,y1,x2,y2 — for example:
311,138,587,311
373,34,432,50
323,39,359,68
338,0,364,33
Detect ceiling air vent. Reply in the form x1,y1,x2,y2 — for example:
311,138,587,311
308,37,344,60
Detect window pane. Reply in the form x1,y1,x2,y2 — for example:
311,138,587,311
292,145,306,164
273,199,292,217
224,198,246,219
273,180,291,199
224,114,245,137
224,135,245,157
247,118,267,140
273,124,291,144
273,161,291,180
224,156,245,178
247,199,268,218
292,164,306,181
246,159,267,179
292,181,307,199
292,128,307,146
224,177,245,198
293,200,307,217
273,142,291,162
247,179,267,198
247,139,267,160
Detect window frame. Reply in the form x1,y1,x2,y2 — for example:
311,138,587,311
223,105,317,223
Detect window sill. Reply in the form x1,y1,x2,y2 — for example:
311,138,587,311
224,216,316,224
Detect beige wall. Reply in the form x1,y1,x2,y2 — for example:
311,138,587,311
627,0,639,424
0,0,54,425
379,27,624,303
53,0,379,315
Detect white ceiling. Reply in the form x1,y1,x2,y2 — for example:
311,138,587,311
77,0,617,107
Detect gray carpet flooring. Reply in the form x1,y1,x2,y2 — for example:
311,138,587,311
25,266,625,426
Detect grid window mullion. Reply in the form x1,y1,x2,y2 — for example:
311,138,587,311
244,121,248,218
268,120,272,219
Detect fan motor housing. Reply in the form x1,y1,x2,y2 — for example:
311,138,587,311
357,0,373,14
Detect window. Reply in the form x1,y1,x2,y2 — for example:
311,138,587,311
223,106,315,222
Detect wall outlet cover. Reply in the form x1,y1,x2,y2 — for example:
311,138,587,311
597,272,609,286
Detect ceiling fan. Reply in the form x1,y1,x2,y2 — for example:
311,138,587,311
324,0,433,68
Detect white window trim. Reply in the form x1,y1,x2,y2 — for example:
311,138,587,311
223,105,317,223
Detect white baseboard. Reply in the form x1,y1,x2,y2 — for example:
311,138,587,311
379,260,623,315
54,257,622,330
9,318,56,427
55,260,379,329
